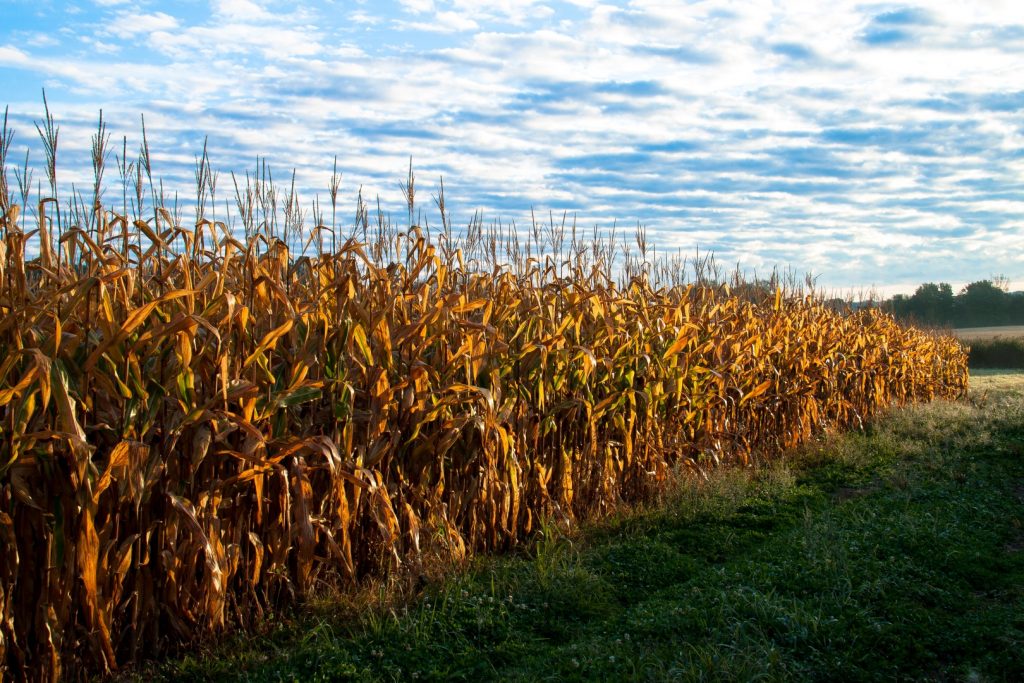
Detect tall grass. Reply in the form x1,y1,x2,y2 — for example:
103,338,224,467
966,337,1024,369
0,107,968,680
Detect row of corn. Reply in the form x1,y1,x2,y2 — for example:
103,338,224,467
0,202,968,680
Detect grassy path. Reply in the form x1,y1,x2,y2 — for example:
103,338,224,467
146,372,1024,681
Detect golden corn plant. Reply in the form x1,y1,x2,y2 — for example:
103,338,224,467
0,121,968,680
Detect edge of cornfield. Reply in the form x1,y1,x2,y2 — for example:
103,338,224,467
126,369,1024,682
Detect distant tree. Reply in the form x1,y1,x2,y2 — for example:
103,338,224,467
956,280,1008,326
884,278,1024,328
888,293,912,319
1010,291,1024,322
905,282,954,326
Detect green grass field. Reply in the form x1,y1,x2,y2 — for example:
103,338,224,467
126,370,1024,682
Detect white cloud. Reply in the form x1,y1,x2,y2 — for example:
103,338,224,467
399,0,436,14
397,11,480,33
105,11,179,37
349,10,380,25
0,45,31,66
214,0,273,22
25,33,59,47
147,22,324,60
78,36,122,55
448,0,555,24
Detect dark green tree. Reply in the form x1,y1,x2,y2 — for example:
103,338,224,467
899,282,955,325
884,279,1024,328
956,280,1008,326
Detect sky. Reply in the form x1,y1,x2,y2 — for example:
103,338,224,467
1,0,1023,296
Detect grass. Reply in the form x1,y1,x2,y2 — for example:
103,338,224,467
967,337,1024,369
126,370,1024,682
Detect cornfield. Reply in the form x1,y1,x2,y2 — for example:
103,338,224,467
0,108,968,680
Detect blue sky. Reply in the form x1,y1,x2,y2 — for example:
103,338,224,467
1,0,1023,295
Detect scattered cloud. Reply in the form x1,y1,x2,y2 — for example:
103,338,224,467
397,10,480,33
25,33,60,48
0,46,31,66
398,0,435,14
349,10,380,25
213,0,273,22
1,0,1023,293
104,11,179,37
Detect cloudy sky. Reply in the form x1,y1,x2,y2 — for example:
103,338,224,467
2,0,1023,295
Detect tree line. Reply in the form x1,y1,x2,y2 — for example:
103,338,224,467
883,278,1024,328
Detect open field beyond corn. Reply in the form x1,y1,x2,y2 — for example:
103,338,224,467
954,325,1024,342
0,114,969,679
